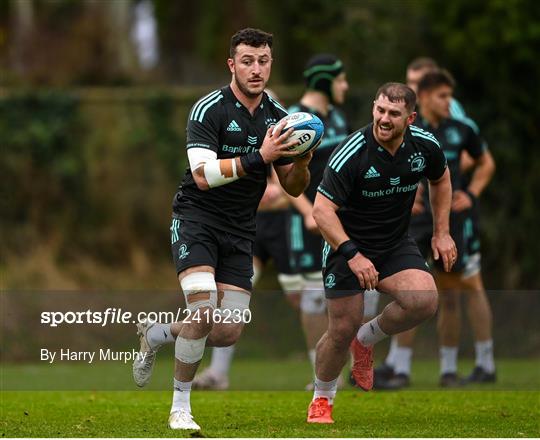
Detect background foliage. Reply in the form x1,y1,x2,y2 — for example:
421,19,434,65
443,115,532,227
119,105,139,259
1,0,539,357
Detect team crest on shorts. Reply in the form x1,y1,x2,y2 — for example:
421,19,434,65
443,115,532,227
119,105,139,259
178,244,190,260
324,273,336,289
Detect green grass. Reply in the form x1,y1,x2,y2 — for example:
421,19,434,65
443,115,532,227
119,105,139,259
2,390,539,437
2,357,539,391
2,359,540,437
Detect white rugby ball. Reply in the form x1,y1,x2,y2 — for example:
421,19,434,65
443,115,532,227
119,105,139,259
272,112,324,156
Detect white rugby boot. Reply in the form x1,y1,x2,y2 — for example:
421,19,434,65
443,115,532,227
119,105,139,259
132,320,158,387
168,409,201,430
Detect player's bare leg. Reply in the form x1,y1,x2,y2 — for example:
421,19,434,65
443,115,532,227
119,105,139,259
169,269,248,430
301,272,332,390
351,269,438,390
193,256,274,391
462,271,496,382
308,293,363,423
436,271,462,386
376,270,438,333
316,294,363,380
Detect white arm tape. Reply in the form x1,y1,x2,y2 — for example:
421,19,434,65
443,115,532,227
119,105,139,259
203,158,239,188
187,147,239,188
187,147,216,171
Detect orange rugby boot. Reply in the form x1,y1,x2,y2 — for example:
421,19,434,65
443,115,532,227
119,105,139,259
307,397,334,424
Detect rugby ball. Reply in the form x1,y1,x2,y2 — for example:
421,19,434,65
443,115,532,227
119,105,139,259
272,112,324,156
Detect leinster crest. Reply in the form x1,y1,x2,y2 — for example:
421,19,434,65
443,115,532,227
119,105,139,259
408,152,426,173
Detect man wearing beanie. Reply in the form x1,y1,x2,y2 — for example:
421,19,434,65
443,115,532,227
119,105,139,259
287,54,350,389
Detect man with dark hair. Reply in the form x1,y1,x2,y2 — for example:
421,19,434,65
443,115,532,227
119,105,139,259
411,70,495,386
287,54,350,388
192,166,303,391
374,61,497,390
229,27,273,58
132,27,312,431
307,82,456,424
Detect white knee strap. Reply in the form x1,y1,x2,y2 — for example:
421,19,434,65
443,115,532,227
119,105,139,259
277,273,304,294
180,272,218,311
363,289,381,319
304,271,323,283
301,272,326,314
175,335,207,364
220,290,251,311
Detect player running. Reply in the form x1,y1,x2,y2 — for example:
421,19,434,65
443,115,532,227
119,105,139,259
373,66,496,389
307,82,455,424
132,28,312,431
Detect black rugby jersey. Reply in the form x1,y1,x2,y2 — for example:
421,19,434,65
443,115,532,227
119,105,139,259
172,86,289,240
317,123,447,258
288,103,349,202
416,117,484,192
413,116,485,222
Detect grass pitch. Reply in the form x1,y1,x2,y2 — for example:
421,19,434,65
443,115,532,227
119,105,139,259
2,358,539,437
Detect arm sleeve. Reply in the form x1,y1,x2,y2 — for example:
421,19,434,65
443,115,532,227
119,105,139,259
424,141,448,181
186,110,220,153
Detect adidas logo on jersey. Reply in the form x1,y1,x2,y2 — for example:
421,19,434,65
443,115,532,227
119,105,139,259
364,166,380,179
227,120,242,132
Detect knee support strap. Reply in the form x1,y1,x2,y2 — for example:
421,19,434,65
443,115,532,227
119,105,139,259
277,273,305,294
175,335,207,364
219,289,251,311
180,272,218,311
300,272,326,314
363,289,381,319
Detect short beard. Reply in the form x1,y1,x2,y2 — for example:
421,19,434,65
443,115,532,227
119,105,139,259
376,124,403,144
234,76,264,99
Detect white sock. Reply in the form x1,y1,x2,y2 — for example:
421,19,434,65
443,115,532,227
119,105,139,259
308,349,316,377
146,323,174,349
394,347,413,376
385,337,399,367
356,316,388,346
171,378,192,413
475,339,495,373
209,345,235,377
440,346,458,374
313,376,338,404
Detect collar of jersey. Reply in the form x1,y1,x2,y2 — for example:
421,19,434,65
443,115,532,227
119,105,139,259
368,124,407,161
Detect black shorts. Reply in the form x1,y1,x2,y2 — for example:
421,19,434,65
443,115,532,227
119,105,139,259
322,236,430,299
253,210,295,275
170,218,253,291
465,204,481,256
409,209,474,273
289,211,323,273
462,204,482,278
